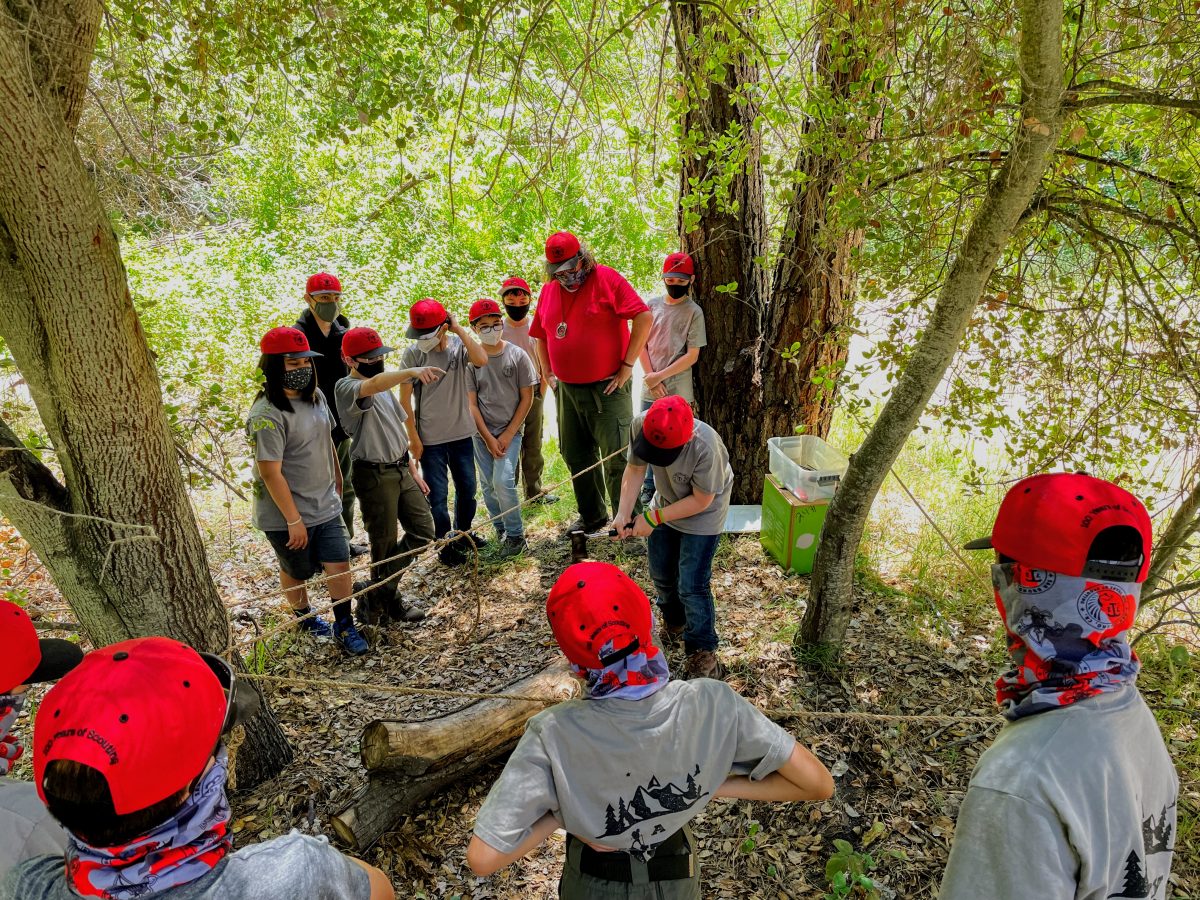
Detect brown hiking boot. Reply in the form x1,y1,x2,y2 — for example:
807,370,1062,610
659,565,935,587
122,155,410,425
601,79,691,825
684,650,724,680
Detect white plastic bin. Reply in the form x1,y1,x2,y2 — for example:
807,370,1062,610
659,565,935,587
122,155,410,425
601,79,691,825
767,436,849,502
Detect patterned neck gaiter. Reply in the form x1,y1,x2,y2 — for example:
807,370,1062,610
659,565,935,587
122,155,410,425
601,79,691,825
0,693,27,775
993,562,1141,720
66,748,232,899
574,640,671,701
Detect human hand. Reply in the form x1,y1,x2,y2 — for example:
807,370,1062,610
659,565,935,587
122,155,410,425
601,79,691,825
495,433,512,455
415,366,445,385
644,372,662,390
410,436,423,461
414,471,430,496
286,519,308,550
487,435,504,458
630,514,654,538
612,511,636,540
651,382,669,399
603,365,633,395
547,373,558,391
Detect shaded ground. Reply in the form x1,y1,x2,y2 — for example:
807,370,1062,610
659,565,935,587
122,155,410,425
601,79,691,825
4,512,1198,898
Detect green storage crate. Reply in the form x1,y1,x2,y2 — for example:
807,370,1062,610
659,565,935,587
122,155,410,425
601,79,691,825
760,474,830,574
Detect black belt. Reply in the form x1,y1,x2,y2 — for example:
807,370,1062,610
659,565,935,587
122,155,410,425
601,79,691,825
356,453,410,470
568,828,693,883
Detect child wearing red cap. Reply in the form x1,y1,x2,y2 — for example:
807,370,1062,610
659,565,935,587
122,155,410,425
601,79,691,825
247,327,368,655
0,601,83,877
336,327,445,624
0,637,394,900
941,473,1177,900
613,396,733,680
636,253,706,508
500,276,558,506
467,562,833,897
398,300,490,559
294,272,365,556
467,299,539,558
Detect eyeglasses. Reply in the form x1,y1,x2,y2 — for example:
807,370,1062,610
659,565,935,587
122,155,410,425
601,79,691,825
553,255,583,279
476,323,504,335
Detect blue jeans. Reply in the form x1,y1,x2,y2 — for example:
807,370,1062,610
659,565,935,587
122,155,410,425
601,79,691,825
473,432,524,540
648,527,721,653
421,436,478,538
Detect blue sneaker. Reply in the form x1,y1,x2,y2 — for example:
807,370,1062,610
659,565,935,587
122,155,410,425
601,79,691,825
333,620,369,656
297,612,333,638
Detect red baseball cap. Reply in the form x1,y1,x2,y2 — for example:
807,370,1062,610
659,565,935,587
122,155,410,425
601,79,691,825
34,637,258,814
545,231,581,272
632,396,695,467
259,326,321,358
342,326,394,360
469,298,502,324
965,473,1153,582
546,562,658,670
0,601,83,693
305,272,342,295
407,298,449,339
663,252,694,279
501,276,532,297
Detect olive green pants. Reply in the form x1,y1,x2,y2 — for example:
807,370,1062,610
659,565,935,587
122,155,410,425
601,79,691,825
351,463,434,610
555,379,632,527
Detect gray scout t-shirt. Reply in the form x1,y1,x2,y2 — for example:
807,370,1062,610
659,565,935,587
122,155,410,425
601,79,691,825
473,678,794,858
502,317,541,380
246,393,342,533
467,343,540,437
0,780,67,878
641,295,706,404
628,417,733,535
940,686,1178,900
1,831,370,900
399,334,476,446
333,375,410,464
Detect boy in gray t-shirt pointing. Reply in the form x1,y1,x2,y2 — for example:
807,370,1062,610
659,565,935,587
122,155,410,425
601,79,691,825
468,562,832,898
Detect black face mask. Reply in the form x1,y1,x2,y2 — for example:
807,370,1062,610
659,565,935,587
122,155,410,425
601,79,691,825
356,360,385,379
665,283,690,300
504,304,530,321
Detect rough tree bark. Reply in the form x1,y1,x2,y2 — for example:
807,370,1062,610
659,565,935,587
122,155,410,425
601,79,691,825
0,0,291,785
672,0,884,503
1145,475,1200,590
799,0,1067,651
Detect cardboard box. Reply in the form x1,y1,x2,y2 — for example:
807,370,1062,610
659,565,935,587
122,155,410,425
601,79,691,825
760,474,829,574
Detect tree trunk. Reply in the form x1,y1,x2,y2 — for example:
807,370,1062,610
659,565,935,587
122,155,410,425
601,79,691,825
670,0,770,504
0,0,291,784
334,664,579,850
361,662,578,775
799,0,1067,651
1145,474,1200,590
672,0,884,503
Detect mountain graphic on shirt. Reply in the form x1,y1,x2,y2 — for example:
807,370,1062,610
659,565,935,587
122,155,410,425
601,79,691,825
598,768,707,839
1141,803,1175,855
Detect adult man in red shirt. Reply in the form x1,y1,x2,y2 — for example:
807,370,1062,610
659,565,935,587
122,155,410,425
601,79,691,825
529,231,652,532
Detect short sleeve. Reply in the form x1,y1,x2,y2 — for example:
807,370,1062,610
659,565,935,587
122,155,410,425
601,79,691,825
248,408,286,462
940,788,1077,900
688,307,707,349
216,831,371,900
333,378,367,435
627,416,648,466
399,344,421,371
607,269,649,319
723,685,795,781
529,284,551,340
517,351,539,389
689,441,724,496
467,364,480,394
473,720,560,854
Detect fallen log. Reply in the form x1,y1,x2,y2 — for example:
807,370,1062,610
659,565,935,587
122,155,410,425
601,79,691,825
360,660,578,776
331,660,578,850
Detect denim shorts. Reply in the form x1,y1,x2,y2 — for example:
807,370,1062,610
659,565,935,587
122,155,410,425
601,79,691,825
265,515,350,580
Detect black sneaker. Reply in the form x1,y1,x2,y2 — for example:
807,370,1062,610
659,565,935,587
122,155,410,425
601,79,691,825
498,536,528,559
349,542,371,558
386,599,427,622
638,487,655,508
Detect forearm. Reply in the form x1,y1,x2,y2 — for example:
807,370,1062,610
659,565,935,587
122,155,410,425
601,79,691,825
616,466,645,520
457,326,489,366
399,387,420,441
535,342,553,381
716,772,813,801
656,348,700,382
715,744,834,802
508,391,533,435
361,370,416,398
468,400,490,440
467,813,561,876
657,491,714,523
638,346,653,374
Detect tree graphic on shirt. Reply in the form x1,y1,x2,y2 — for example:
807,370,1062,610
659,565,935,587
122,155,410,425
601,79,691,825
1109,850,1150,898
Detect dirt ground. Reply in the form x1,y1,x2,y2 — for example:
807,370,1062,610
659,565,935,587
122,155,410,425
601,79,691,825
5,516,1198,898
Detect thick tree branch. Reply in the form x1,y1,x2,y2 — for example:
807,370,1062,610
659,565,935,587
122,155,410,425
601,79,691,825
0,415,69,509
1067,82,1200,114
